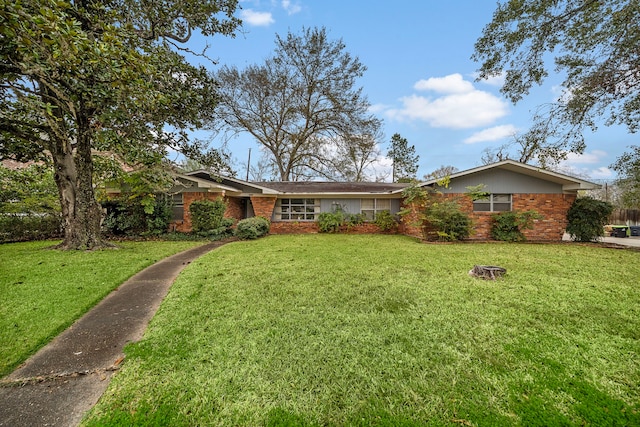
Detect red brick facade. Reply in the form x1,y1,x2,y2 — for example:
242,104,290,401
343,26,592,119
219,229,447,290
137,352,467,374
171,192,245,233
401,193,576,241
249,196,277,219
170,191,576,241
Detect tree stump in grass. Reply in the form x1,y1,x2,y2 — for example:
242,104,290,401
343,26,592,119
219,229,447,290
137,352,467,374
469,265,506,280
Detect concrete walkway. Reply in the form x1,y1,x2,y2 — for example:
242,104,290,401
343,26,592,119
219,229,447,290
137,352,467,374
0,241,225,427
563,233,640,248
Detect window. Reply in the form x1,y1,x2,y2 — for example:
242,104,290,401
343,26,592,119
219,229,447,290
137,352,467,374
276,198,319,221
171,193,184,221
361,198,391,220
473,194,512,212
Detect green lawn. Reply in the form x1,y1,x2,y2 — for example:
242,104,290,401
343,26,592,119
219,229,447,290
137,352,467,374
0,240,203,376
81,234,640,426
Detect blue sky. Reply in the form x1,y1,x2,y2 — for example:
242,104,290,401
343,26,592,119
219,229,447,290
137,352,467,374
188,0,636,182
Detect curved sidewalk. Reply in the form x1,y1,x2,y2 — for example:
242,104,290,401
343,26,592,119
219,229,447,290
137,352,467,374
0,241,225,427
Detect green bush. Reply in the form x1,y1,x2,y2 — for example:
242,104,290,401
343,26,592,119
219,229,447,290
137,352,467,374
317,211,345,233
235,216,270,240
566,197,613,242
102,195,172,236
424,199,472,241
145,195,173,235
491,210,542,242
346,213,366,227
0,214,62,243
189,198,228,233
318,206,372,233
374,210,398,231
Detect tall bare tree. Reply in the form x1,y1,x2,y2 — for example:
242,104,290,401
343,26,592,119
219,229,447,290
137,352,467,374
214,27,381,181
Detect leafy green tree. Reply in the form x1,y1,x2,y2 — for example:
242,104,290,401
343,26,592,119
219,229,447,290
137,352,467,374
0,163,62,242
0,164,59,214
473,1,640,165
214,27,381,181
388,133,419,182
566,197,614,242
0,0,240,249
611,145,640,208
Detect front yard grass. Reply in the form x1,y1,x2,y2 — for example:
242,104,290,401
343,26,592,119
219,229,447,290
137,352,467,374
0,240,203,377
83,234,640,426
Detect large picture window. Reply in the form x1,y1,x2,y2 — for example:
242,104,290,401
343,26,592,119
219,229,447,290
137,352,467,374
276,198,319,221
473,194,512,212
361,199,391,220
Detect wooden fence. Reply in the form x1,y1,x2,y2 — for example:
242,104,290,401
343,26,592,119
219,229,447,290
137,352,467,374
609,209,640,225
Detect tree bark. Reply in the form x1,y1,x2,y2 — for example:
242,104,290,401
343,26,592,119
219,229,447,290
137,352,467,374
49,118,111,250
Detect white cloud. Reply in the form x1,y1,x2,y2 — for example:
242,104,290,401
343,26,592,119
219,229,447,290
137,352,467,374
564,150,608,164
282,0,302,15
240,9,275,26
414,73,474,94
589,167,614,179
557,150,613,180
368,103,390,114
464,125,518,144
363,154,393,181
475,72,506,87
386,73,509,129
388,91,509,129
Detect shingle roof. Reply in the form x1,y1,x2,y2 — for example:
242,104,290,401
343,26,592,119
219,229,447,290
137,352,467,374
254,181,411,194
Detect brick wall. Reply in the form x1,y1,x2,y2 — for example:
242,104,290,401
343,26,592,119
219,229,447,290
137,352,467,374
398,193,575,241
270,222,318,234
399,201,424,239
171,192,576,240
171,192,245,233
225,197,244,222
249,196,277,219
460,193,576,241
513,193,576,241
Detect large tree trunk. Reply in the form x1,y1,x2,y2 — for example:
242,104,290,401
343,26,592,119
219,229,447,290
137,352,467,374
49,121,110,250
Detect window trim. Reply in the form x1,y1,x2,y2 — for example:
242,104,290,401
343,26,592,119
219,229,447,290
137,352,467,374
275,198,319,221
472,194,512,212
361,198,391,221
171,193,184,221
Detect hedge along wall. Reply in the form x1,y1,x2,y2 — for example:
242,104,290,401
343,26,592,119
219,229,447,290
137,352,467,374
269,221,393,235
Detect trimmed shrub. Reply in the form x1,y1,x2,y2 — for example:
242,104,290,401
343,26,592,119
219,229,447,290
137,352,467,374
0,214,62,243
374,210,398,231
317,211,345,233
424,199,472,241
102,195,172,236
491,210,542,242
189,198,227,233
566,197,613,242
317,206,372,233
235,216,270,240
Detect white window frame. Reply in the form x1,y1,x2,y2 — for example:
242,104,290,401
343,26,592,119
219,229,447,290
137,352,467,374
361,198,391,220
473,194,512,212
276,198,319,221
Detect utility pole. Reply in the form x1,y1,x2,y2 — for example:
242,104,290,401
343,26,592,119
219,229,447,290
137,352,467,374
245,148,252,181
